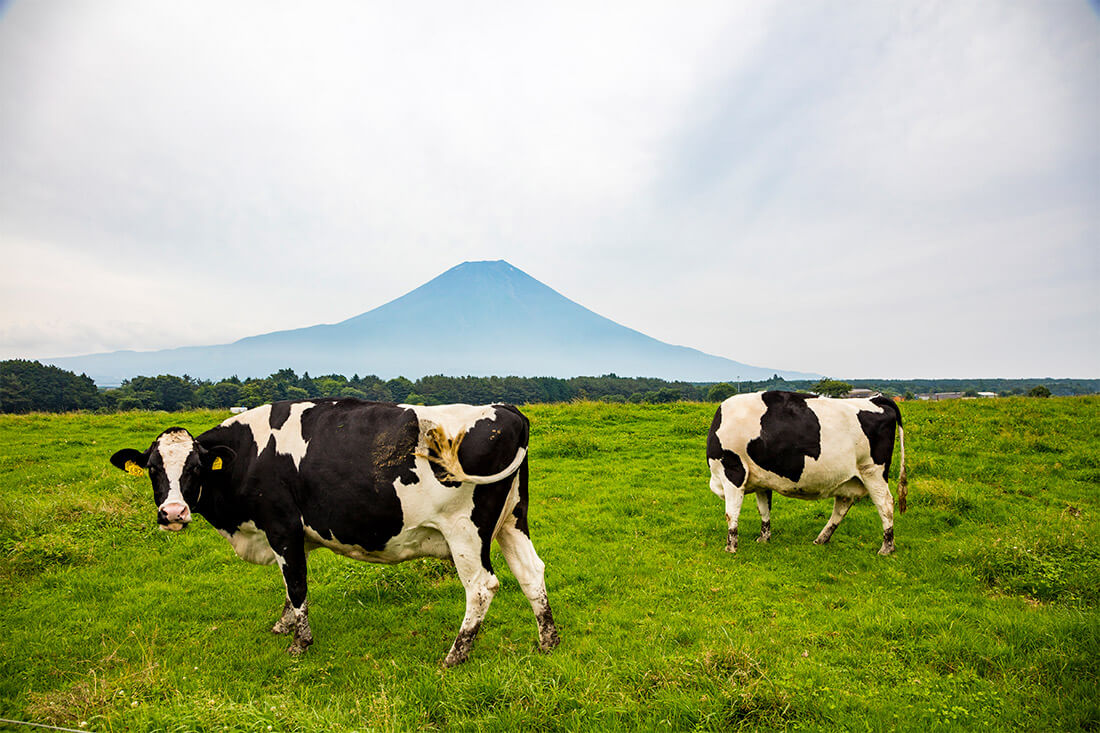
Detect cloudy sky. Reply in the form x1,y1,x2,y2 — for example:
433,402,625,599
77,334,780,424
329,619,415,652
1,1,1097,379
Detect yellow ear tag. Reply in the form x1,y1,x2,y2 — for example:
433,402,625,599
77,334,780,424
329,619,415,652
124,461,145,477
211,457,223,471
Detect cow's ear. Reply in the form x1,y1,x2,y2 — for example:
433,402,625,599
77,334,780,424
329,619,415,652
203,445,236,472
111,448,148,476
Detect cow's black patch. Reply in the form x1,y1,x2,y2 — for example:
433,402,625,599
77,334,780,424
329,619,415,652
458,408,528,478
857,398,900,480
512,458,531,537
747,391,821,482
721,451,746,487
472,477,512,571
194,400,419,553
269,401,293,430
464,407,530,571
706,408,725,462
707,406,747,487
295,401,416,551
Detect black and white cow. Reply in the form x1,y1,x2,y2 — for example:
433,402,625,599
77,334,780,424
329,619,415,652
706,391,907,555
110,399,560,666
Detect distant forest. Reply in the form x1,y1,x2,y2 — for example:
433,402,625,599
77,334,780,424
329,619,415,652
1,359,1097,414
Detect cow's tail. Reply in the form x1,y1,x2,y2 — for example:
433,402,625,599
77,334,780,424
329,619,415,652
418,425,527,484
897,422,908,514
874,396,909,514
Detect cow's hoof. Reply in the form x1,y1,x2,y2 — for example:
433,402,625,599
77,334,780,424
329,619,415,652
442,651,467,668
813,536,828,545
539,628,561,652
724,543,737,554
287,638,313,655
271,621,292,635
877,544,895,556
756,533,771,543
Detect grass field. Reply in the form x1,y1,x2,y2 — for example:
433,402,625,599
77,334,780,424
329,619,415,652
1,397,1097,731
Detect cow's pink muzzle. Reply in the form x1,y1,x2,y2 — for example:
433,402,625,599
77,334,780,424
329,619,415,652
158,502,191,531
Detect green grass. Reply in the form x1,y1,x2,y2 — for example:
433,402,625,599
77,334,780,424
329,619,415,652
1,398,1097,731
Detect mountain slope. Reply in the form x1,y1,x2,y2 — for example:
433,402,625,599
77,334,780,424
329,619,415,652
45,260,818,385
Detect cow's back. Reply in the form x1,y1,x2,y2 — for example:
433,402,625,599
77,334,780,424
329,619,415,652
199,400,420,554
711,391,897,494
200,399,531,561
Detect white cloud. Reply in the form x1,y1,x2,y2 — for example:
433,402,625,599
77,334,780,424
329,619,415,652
1,0,1096,377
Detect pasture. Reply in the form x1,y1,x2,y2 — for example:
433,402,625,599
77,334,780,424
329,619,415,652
0,397,1097,731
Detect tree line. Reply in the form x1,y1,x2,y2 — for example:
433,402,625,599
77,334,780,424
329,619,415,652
2,359,1097,414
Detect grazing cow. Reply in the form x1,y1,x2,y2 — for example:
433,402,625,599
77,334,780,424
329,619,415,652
110,399,560,666
706,391,907,555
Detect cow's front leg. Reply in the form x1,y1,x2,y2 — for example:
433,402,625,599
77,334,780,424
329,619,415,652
724,484,747,553
814,495,855,545
755,490,773,543
272,598,294,635
273,540,312,654
440,523,499,667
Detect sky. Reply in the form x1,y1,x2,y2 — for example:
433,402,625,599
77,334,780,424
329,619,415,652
1,1,1097,379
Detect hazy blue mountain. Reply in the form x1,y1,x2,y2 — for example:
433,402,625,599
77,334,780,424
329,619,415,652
45,260,819,386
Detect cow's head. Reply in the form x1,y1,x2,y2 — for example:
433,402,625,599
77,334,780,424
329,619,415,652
110,428,235,531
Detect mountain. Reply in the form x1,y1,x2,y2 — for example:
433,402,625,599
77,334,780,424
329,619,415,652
44,260,819,385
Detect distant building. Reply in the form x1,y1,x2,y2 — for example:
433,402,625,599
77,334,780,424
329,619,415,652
917,392,965,401
977,392,998,398
843,389,879,399
230,406,248,414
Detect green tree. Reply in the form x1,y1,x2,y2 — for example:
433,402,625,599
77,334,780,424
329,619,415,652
1028,385,1052,398
812,378,853,397
0,372,33,413
386,377,415,402
239,380,276,408
197,381,242,408
706,383,738,402
0,360,102,413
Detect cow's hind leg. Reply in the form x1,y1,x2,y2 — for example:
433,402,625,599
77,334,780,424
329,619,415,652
273,537,313,654
440,522,500,667
814,495,856,545
755,490,773,543
498,519,560,653
860,467,896,555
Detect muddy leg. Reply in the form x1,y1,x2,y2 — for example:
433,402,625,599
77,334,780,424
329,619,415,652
814,495,856,545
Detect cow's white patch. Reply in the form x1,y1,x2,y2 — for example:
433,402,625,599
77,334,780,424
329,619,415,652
713,395,886,498
217,520,276,565
402,403,527,484
223,403,314,469
402,403,500,440
303,520,452,563
155,430,195,512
